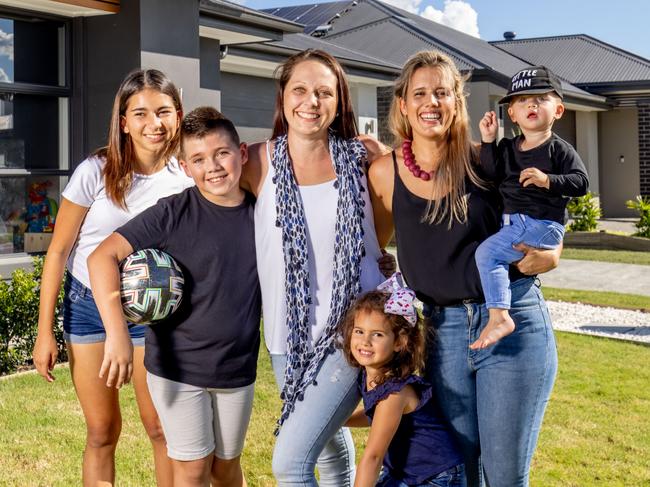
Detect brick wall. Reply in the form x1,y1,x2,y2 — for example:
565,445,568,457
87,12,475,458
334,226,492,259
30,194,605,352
377,86,394,145
640,103,650,196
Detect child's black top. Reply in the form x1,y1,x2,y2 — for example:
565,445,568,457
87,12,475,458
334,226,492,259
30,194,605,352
360,372,462,484
480,133,589,223
117,186,261,389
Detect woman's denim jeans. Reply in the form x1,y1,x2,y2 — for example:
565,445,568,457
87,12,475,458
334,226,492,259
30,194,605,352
424,278,557,487
271,349,361,486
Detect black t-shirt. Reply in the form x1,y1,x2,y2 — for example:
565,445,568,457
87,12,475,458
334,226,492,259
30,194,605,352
392,153,524,307
480,133,589,223
117,186,261,389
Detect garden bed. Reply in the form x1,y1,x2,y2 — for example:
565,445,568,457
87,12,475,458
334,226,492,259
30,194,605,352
564,231,650,252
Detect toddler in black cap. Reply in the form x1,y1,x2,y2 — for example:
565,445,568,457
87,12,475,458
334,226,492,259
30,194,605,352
471,65,589,349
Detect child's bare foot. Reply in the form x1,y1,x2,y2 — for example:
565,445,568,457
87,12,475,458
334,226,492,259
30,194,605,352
470,309,515,349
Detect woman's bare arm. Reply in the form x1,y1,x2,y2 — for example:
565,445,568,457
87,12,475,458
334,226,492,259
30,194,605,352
368,154,396,248
240,141,269,197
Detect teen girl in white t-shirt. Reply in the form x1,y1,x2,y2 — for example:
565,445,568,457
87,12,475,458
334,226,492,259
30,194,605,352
32,69,192,487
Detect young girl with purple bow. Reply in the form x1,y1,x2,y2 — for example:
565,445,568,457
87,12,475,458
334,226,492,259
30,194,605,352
340,273,465,487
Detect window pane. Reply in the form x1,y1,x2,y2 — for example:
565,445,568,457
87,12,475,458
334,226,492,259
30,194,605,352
0,94,68,170
0,175,64,254
0,16,66,86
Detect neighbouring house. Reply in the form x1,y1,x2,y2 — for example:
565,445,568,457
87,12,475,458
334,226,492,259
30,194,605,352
265,0,650,218
492,34,650,217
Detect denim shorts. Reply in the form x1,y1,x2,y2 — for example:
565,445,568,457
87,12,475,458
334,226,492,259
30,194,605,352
377,463,466,487
62,273,146,346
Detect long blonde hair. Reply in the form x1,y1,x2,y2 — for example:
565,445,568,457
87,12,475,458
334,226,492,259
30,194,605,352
389,50,486,226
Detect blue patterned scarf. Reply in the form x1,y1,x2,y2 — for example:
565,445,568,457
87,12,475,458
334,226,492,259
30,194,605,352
271,131,367,432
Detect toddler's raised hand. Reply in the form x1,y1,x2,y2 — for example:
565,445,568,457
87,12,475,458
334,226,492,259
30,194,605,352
479,111,498,143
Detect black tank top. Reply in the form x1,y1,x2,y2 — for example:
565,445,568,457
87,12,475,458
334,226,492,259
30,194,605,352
392,152,522,306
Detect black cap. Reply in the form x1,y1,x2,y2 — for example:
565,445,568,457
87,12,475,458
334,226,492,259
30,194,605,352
499,66,563,104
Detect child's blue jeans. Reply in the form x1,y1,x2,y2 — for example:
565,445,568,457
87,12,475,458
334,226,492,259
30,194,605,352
475,213,565,309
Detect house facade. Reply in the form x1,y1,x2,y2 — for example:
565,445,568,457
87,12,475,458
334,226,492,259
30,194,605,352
0,0,301,274
0,0,395,275
267,1,646,216
492,35,650,217
2,0,648,275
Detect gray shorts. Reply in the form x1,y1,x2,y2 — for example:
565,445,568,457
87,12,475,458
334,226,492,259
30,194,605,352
147,372,255,461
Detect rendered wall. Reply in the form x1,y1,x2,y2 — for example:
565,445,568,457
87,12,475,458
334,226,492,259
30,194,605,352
599,108,640,217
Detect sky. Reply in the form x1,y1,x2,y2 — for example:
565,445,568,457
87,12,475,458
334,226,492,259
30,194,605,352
243,0,650,61
0,19,13,83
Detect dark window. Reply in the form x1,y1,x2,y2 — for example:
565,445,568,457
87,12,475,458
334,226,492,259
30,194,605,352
0,11,69,255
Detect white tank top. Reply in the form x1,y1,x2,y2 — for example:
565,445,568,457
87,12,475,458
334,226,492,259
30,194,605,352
254,141,385,354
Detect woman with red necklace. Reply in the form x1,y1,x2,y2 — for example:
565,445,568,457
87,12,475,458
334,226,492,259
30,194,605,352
369,50,560,487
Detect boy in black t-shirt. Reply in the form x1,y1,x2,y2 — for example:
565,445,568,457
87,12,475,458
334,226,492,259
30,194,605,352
88,107,260,486
472,66,588,350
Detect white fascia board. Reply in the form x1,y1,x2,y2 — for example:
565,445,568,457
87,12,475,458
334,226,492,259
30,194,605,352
220,55,279,78
347,73,393,87
0,0,114,16
563,101,607,112
199,25,269,46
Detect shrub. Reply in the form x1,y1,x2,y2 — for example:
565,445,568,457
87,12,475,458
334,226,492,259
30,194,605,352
0,257,65,375
567,192,601,232
626,196,650,238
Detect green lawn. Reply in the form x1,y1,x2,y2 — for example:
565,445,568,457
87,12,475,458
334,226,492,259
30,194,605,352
561,248,650,266
1,332,648,486
542,286,650,313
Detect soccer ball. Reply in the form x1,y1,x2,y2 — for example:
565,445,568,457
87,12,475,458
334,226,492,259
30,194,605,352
119,249,184,325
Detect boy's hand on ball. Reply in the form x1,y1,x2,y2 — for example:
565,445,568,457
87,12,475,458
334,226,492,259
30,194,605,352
100,328,134,389
519,167,550,189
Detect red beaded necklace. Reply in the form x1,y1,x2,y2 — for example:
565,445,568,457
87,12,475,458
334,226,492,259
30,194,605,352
401,140,434,181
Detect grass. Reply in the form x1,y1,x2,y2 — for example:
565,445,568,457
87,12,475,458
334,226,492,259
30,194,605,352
1,333,649,486
542,286,650,312
561,248,650,266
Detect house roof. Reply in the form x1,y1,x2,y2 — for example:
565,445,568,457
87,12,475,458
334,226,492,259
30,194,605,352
229,32,400,83
491,35,650,85
268,32,402,72
201,0,304,34
492,34,650,106
263,1,354,33
263,0,605,106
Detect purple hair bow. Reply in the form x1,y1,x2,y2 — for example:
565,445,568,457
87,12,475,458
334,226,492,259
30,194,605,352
376,272,417,326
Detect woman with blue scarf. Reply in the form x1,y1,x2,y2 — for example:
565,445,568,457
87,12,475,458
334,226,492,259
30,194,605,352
241,49,388,486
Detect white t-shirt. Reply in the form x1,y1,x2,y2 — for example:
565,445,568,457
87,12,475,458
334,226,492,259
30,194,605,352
254,142,385,354
62,156,194,288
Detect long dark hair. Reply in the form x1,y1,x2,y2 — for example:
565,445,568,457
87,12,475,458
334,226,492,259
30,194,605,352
95,69,182,209
339,291,426,385
271,49,358,140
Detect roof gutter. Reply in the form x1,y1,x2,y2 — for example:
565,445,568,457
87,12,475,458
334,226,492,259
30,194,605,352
200,0,304,34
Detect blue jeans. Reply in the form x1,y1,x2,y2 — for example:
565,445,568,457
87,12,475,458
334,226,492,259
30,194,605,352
475,213,564,309
424,278,557,487
271,349,361,486
377,464,466,486
62,274,145,345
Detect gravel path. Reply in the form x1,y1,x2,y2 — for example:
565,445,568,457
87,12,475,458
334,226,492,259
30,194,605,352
547,300,650,344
